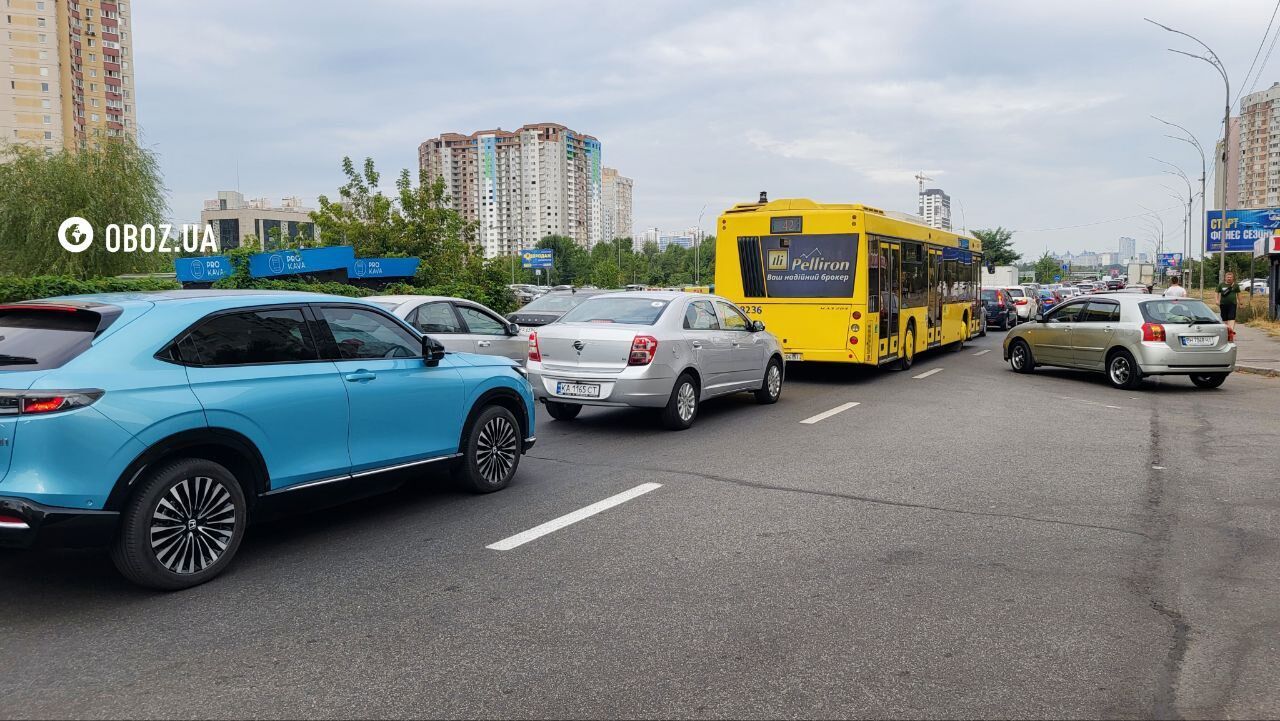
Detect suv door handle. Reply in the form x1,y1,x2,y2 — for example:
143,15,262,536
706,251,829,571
477,340,492,348
344,371,377,382
691,341,703,349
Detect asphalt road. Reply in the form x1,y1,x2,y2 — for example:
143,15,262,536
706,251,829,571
2,330,1278,719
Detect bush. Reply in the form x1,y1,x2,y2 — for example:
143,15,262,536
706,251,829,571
0,275,180,303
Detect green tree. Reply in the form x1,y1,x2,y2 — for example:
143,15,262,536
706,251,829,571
1033,251,1060,284
972,227,1021,266
0,140,169,279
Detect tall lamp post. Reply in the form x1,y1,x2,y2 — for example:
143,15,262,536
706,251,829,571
1153,116,1208,294
1146,18,1230,284
1152,157,1194,284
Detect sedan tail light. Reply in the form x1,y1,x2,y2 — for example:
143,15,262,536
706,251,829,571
527,332,542,362
629,335,658,365
0,390,104,416
1141,323,1166,342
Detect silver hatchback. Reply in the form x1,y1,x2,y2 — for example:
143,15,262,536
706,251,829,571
1003,295,1237,389
526,292,785,429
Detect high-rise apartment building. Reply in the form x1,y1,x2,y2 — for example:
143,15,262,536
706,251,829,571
1118,236,1136,262
1,0,136,152
601,167,633,242
1235,85,1280,208
419,123,604,258
918,187,952,230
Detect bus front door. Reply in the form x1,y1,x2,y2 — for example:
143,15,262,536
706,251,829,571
879,242,901,360
927,247,943,346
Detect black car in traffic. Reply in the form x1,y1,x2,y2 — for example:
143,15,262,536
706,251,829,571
980,287,1018,330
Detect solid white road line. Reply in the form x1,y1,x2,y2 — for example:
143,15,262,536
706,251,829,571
486,483,662,551
972,349,992,356
913,368,944,379
799,402,861,425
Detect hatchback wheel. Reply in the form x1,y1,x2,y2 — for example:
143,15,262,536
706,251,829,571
662,373,699,430
1009,339,1034,374
755,359,783,404
544,400,582,421
110,458,247,591
1189,372,1228,389
457,405,522,492
1107,350,1143,389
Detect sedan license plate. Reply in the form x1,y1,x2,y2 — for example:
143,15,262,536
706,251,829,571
784,353,804,362
556,382,600,398
1181,336,1216,347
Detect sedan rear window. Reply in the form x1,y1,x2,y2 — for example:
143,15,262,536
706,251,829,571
519,294,591,313
1140,299,1220,325
0,306,106,370
559,297,671,325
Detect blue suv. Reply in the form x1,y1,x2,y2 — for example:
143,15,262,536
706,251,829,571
0,290,536,589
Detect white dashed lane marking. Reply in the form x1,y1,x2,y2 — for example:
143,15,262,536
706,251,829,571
913,368,944,379
800,402,861,425
486,483,662,551
972,349,991,356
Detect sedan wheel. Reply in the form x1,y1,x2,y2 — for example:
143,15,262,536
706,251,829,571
1010,340,1034,374
661,373,699,430
755,359,783,404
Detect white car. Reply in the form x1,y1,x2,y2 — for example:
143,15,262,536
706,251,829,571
1004,286,1039,320
367,295,527,364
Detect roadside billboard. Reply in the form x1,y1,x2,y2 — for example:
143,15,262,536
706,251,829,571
521,249,554,269
1206,209,1280,253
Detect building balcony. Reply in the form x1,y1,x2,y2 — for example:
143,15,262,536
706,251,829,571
104,61,121,72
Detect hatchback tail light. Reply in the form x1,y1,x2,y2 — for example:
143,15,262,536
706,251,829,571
1014,298,1028,305
1227,326,1236,342
527,332,541,362
0,390,103,417
629,335,658,365
1141,323,1166,342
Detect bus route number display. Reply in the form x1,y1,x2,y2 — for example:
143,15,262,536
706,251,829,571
760,234,857,297
770,216,803,234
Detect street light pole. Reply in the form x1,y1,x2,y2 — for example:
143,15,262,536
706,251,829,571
1146,18,1230,285
1152,157,1194,285
1153,116,1208,294
695,204,708,286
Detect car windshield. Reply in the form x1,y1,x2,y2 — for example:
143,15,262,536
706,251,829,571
1140,299,1220,324
519,293,591,313
559,297,671,325
0,306,105,370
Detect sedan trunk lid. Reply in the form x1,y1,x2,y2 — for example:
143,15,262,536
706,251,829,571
536,323,645,375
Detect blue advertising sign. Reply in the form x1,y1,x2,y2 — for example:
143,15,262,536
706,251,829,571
349,257,420,279
521,248,554,269
1157,252,1183,269
1206,209,1280,253
249,246,355,278
174,255,231,283
759,234,856,298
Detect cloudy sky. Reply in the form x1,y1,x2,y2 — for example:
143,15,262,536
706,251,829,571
135,0,1278,259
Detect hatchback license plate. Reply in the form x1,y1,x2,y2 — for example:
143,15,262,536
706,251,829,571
784,353,804,362
556,382,600,398
1181,336,1216,347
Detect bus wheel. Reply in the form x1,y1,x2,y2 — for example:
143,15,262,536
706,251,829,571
952,315,969,352
895,326,916,371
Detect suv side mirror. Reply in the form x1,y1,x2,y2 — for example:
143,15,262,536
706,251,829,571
422,336,447,366
750,320,766,333
1035,313,1046,323
506,322,520,336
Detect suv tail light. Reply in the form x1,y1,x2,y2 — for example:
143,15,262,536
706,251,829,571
629,335,658,366
1141,323,1166,342
527,331,542,362
0,390,104,416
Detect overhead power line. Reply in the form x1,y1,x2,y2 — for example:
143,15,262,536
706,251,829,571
1011,203,1183,233
1239,0,1280,101
1250,2,1280,97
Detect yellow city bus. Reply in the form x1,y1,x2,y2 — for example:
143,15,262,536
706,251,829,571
715,196,983,368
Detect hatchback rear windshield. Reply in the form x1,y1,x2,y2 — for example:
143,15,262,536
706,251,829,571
1140,299,1220,324
559,297,671,325
519,293,592,313
1005,288,1025,297
981,289,1000,301
0,306,106,370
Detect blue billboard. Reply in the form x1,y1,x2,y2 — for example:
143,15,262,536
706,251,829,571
759,234,857,298
349,257,420,279
521,249,554,269
174,256,232,283
1157,252,1183,269
1206,209,1280,253
249,246,355,278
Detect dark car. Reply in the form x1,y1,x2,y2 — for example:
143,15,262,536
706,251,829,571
981,287,1018,330
1106,278,1124,290
507,289,617,329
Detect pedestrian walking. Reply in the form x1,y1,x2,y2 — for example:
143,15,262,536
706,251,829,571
1218,271,1241,332
1163,277,1187,298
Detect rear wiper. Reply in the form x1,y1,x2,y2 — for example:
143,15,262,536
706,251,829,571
0,354,38,365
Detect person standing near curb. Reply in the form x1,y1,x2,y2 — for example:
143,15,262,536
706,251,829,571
1164,277,1187,298
1218,271,1241,332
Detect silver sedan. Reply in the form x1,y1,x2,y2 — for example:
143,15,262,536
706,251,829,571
1003,294,1237,389
526,292,785,430
367,295,527,364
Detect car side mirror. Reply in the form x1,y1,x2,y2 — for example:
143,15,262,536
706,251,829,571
506,322,520,336
1035,313,1046,323
750,320,766,333
422,336,446,366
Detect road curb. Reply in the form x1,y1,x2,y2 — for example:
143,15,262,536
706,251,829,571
1235,365,1280,378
